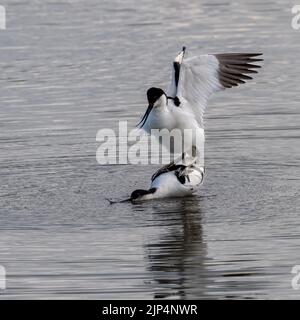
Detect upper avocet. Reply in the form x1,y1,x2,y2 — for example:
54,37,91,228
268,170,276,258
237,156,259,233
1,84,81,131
138,47,263,162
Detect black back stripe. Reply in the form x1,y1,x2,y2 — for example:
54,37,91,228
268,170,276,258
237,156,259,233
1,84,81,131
151,164,186,182
173,61,180,88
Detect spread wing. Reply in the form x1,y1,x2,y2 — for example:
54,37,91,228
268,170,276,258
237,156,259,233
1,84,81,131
167,48,263,127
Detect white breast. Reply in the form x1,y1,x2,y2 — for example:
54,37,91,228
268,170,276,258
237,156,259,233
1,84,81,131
143,108,176,134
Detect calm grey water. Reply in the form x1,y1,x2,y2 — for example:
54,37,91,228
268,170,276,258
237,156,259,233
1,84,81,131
0,0,299,299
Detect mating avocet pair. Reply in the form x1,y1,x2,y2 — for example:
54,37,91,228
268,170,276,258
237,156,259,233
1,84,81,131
129,47,263,202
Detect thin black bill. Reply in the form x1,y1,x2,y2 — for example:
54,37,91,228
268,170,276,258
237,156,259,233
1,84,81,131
137,104,153,128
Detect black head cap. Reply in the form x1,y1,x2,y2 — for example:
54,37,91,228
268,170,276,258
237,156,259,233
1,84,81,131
130,188,157,201
147,87,165,105
130,189,148,200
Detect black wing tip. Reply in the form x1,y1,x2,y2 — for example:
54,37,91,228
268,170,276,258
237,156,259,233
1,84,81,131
244,53,263,57
218,53,264,89
216,53,264,61
182,46,186,52
217,52,263,56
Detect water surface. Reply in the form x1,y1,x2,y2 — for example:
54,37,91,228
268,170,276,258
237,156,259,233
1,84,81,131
0,0,300,299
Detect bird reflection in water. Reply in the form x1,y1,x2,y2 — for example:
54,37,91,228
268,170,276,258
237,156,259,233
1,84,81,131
142,197,208,299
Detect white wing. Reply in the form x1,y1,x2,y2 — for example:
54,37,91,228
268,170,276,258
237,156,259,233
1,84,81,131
167,49,263,127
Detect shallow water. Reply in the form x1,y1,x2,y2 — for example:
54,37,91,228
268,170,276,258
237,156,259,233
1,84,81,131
0,0,300,299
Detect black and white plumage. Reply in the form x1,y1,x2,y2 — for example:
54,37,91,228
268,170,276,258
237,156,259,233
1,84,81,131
130,161,204,202
167,49,263,128
129,47,263,202
138,48,263,160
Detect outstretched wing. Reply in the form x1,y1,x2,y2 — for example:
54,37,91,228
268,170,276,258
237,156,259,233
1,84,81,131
167,49,263,127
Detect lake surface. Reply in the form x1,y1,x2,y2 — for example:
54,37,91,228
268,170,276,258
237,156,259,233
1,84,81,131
0,0,300,299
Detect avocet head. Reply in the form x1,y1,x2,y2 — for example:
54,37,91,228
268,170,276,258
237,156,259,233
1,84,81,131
130,188,156,202
138,87,167,128
146,87,167,109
